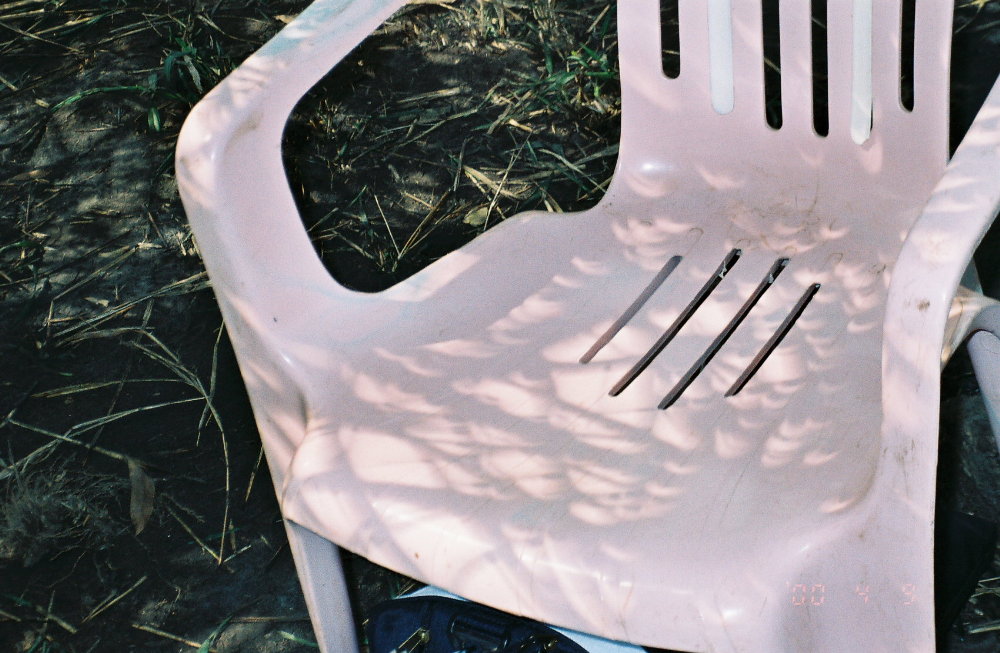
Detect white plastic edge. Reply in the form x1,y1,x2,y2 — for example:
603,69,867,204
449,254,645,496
851,0,873,144
709,0,735,114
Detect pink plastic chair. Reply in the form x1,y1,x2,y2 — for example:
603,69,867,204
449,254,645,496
176,1,1000,651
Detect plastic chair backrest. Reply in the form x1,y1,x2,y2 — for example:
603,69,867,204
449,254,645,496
610,0,951,238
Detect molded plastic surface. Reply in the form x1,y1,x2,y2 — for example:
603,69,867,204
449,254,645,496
176,1,1000,651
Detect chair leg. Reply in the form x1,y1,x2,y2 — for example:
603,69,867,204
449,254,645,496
285,520,359,652
968,308,1000,452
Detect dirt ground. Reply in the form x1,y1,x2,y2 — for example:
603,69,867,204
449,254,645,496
1,1,1000,652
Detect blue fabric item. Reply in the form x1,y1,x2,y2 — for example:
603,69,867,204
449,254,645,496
366,586,645,653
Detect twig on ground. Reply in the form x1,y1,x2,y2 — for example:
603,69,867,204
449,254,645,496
5,417,157,467
131,623,218,652
81,576,148,624
162,498,223,565
3,594,77,634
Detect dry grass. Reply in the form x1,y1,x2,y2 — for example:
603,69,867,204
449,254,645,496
283,0,622,289
0,469,122,568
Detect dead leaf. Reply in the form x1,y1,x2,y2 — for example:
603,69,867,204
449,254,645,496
127,458,155,535
463,205,490,227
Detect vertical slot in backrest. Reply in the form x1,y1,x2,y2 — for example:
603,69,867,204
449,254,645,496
900,0,916,112
762,0,783,128
811,0,830,136
661,0,681,78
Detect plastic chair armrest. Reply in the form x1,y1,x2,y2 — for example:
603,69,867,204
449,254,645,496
881,74,1000,482
176,0,409,317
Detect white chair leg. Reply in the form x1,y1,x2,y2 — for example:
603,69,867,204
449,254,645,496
285,520,359,652
968,304,1000,452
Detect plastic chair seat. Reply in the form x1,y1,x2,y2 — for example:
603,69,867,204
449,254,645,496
277,176,947,649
